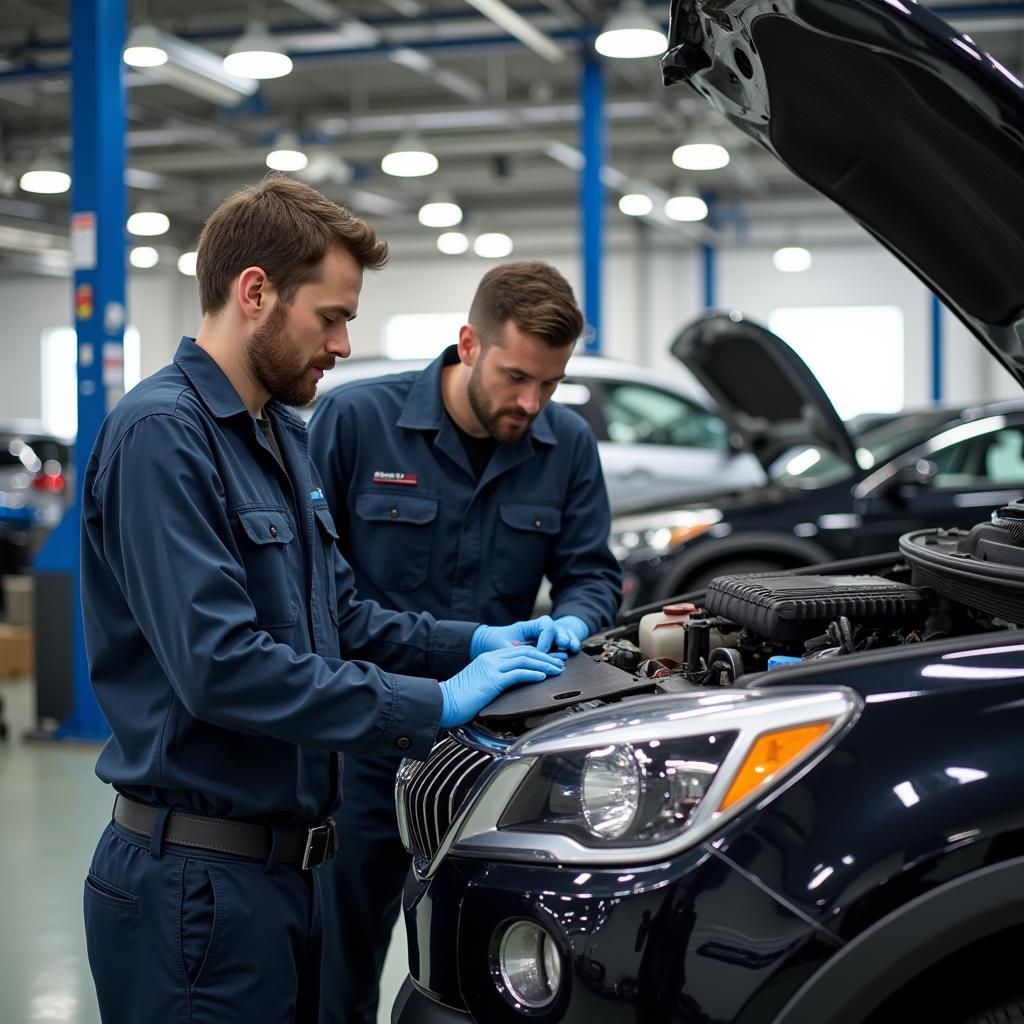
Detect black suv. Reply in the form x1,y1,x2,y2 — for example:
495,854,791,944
391,0,1024,1021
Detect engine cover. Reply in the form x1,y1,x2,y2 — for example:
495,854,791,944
704,573,930,642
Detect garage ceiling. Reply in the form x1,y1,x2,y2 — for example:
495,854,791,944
0,0,1019,274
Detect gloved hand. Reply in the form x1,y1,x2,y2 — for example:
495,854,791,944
546,615,591,654
471,616,559,658
471,615,592,657
440,646,568,728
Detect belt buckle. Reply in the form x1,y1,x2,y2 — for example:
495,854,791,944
301,817,337,870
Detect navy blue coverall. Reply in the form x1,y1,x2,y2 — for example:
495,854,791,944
80,339,477,1023
308,345,623,1024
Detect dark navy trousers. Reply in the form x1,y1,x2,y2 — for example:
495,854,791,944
84,819,323,1023
318,756,411,1024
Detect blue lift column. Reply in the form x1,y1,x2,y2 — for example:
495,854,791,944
700,192,718,310
33,0,125,742
580,49,605,354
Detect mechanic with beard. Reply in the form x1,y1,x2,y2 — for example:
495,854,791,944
79,177,573,1023
308,259,623,1024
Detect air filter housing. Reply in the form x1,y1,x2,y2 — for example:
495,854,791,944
900,500,1024,624
704,573,930,642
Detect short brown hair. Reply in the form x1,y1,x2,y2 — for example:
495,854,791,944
195,174,389,315
468,260,583,348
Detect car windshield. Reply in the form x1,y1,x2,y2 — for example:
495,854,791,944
770,410,959,488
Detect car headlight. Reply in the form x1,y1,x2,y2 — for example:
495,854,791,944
448,686,859,866
609,508,723,560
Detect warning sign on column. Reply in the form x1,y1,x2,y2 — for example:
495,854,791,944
71,211,97,270
102,342,124,389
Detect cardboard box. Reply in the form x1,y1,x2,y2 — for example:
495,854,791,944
0,624,33,679
2,574,32,628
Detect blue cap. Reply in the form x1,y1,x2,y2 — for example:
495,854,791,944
767,655,804,670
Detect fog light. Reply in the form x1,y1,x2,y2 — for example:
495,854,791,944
496,920,562,1008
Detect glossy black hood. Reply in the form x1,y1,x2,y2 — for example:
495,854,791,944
662,0,1024,387
672,312,857,472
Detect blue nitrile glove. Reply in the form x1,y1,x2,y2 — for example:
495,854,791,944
471,616,592,657
547,615,591,654
440,646,568,728
470,616,558,658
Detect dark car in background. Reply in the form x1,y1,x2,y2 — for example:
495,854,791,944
0,423,71,596
610,315,1024,606
391,0,1024,1021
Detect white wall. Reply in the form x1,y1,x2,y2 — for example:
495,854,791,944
0,236,1016,425
0,270,201,423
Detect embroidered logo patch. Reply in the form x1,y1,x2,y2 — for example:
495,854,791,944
372,471,418,486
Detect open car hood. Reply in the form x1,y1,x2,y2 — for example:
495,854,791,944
662,0,1024,388
672,312,856,471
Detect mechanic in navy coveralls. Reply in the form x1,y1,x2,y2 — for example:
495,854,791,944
308,259,623,1024
79,177,575,1023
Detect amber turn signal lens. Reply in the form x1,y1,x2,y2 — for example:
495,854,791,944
719,722,832,810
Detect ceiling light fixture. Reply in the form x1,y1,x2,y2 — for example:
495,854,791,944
418,199,463,228
19,152,70,195
437,232,469,255
129,246,159,269
381,135,438,178
123,24,169,68
133,30,258,105
618,192,654,216
223,22,293,80
773,246,813,272
177,251,198,276
595,1,667,58
127,211,170,236
473,232,513,258
664,194,709,221
672,142,730,170
266,132,308,172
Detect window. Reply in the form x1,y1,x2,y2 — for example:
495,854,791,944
768,306,904,421
928,427,1024,488
598,383,728,449
382,313,466,360
983,429,1024,483
41,327,142,437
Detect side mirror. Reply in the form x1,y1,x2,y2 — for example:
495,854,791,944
889,458,936,497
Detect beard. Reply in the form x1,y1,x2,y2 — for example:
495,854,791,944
467,360,536,443
246,303,332,408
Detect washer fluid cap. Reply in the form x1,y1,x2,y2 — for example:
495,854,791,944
663,602,699,616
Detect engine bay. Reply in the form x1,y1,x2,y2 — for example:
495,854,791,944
478,500,1024,738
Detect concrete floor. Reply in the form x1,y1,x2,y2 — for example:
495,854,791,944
0,677,407,1024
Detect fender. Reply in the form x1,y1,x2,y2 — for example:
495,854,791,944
654,530,834,600
772,855,1024,1024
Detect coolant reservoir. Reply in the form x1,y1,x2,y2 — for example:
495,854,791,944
638,603,697,662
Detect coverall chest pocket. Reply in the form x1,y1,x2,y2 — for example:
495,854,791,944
353,491,438,592
232,507,298,630
491,502,562,595
313,504,341,625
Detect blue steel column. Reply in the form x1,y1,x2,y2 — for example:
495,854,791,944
930,292,943,404
700,192,717,310
580,50,604,354
35,0,125,741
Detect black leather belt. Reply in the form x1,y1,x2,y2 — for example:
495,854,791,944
112,795,337,870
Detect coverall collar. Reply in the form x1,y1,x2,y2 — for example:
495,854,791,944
174,336,251,420
396,344,558,447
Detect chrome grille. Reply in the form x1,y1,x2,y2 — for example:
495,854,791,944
396,734,495,867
